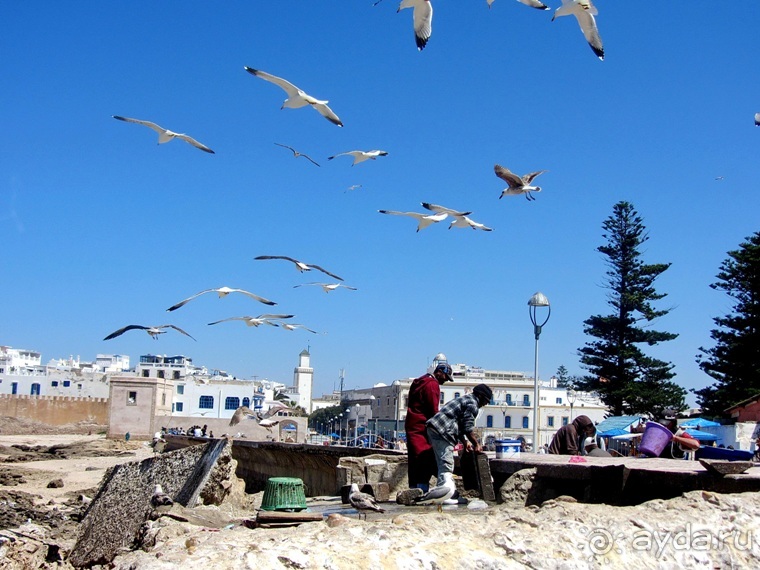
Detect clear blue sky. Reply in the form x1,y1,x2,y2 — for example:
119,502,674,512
2,2,758,406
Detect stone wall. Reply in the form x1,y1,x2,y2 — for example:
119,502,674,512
0,393,107,426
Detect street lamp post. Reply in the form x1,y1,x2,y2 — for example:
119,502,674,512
345,408,351,445
501,393,508,439
528,292,551,453
567,388,577,421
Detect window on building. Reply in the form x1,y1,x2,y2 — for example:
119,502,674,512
176,385,184,395
522,416,529,429
547,416,555,427
242,397,250,408
175,402,184,412
161,392,166,406
504,416,511,429
157,370,165,379
127,391,137,405
225,397,240,410
506,393,513,405
63,380,71,387
199,395,214,409
486,415,493,428
51,381,59,387
31,383,41,396
556,397,562,404
173,371,180,380
142,369,150,378
562,416,569,426
11,382,18,395
454,392,461,399
523,395,530,406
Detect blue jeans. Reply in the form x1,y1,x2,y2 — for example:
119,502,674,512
427,426,454,486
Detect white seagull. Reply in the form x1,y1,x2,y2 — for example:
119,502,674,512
103,324,196,341
552,0,604,61
328,150,388,166
488,0,548,9
274,143,321,167
254,255,344,281
414,472,456,507
421,202,472,217
276,322,319,334
293,282,358,293
754,112,760,126
397,0,433,51
349,483,386,518
166,286,276,312
378,209,448,232
448,215,493,232
112,116,214,153
229,403,288,427
151,484,174,507
494,164,547,201
244,67,343,127
207,314,293,328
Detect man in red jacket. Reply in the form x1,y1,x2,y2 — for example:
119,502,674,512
404,363,453,491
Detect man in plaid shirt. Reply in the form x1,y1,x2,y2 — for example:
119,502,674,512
426,383,492,487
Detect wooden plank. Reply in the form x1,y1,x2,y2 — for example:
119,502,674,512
255,510,323,523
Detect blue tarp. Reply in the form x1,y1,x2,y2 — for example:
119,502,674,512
599,428,629,437
680,418,721,428
683,429,719,442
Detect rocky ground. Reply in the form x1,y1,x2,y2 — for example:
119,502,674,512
1,420,760,569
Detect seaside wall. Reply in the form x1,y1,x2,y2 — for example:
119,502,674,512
0,393,108,426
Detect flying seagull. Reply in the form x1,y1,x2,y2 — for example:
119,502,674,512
494,164,547,201
349,483,385,518
293,282,358,293
552,0,604,61
103,324,196,341
276,322,319,334
207,314,293,328
274,143,320,167
229,403,288,427
414,472,456,508
488,0,548,8
328,150,388,166
397,0,433,51
254,255,344,281
755,112,760,126
448,214,493,232
378,209,448,232
421,202,472,217
166,286,276,312
346,184,363,192
244,67,343,127
111,116,214,153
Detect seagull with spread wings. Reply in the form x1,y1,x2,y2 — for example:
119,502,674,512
397,0,433,51
244,67,343,127
207,314,293,328
293,282,357,293
488,0,548,9
552,0,604,61
328,150,388,166
276,322,319,334
229,403,289,427
254,255,344,281
166,286,276,312
378,209,448,232
494,164,547,201
274,143,321,167
421,202,472,217
103,324,196,341
112,116,214,153
448,214,493,232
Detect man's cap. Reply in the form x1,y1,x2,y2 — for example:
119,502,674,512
434,363,453,382
583,436,597,449
472,383,493,403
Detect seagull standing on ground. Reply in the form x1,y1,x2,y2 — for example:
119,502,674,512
397,0,433,51
328,150,388,166
112,116,215,153
166,287,276,312
103,324,196,341
494,164,547,201
378,209,448,232
274,143,321,167
349,483,386,518
151,484,174,507
244,67,343,127
207,314,293,328
552,0,604,61
254,255,344,281
414,472,456,508
293,282,357,293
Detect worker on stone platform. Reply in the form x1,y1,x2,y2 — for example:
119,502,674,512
547,415,595,455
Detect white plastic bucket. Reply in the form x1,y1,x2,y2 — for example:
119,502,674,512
495,439,521,459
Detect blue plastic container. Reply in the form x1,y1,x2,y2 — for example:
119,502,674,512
495,439,521,459
695,446,753,462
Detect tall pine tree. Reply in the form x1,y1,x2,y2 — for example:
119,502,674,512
577,201,686,417
694,232,760,416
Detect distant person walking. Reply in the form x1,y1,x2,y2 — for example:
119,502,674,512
547,415,595,455
405,363,453,491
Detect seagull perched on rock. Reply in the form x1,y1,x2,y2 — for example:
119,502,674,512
293,282,357,293
414,472,456,509
397,0,433,51
103,324,196,341
494,164,547,201
552,0,604,61
244,67,343,127
378,209,447,232
448,215,493,232
349,483,385,518
254,255,344,281
151,484,174,507
207,314,293,328
274,143,320,167
421,202,472,217
328,150,388,166
112,116,214,153
166,287,276,312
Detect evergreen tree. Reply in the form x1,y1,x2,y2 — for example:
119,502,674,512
694,232,760,416
555,365,582,389
577,201,686,416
